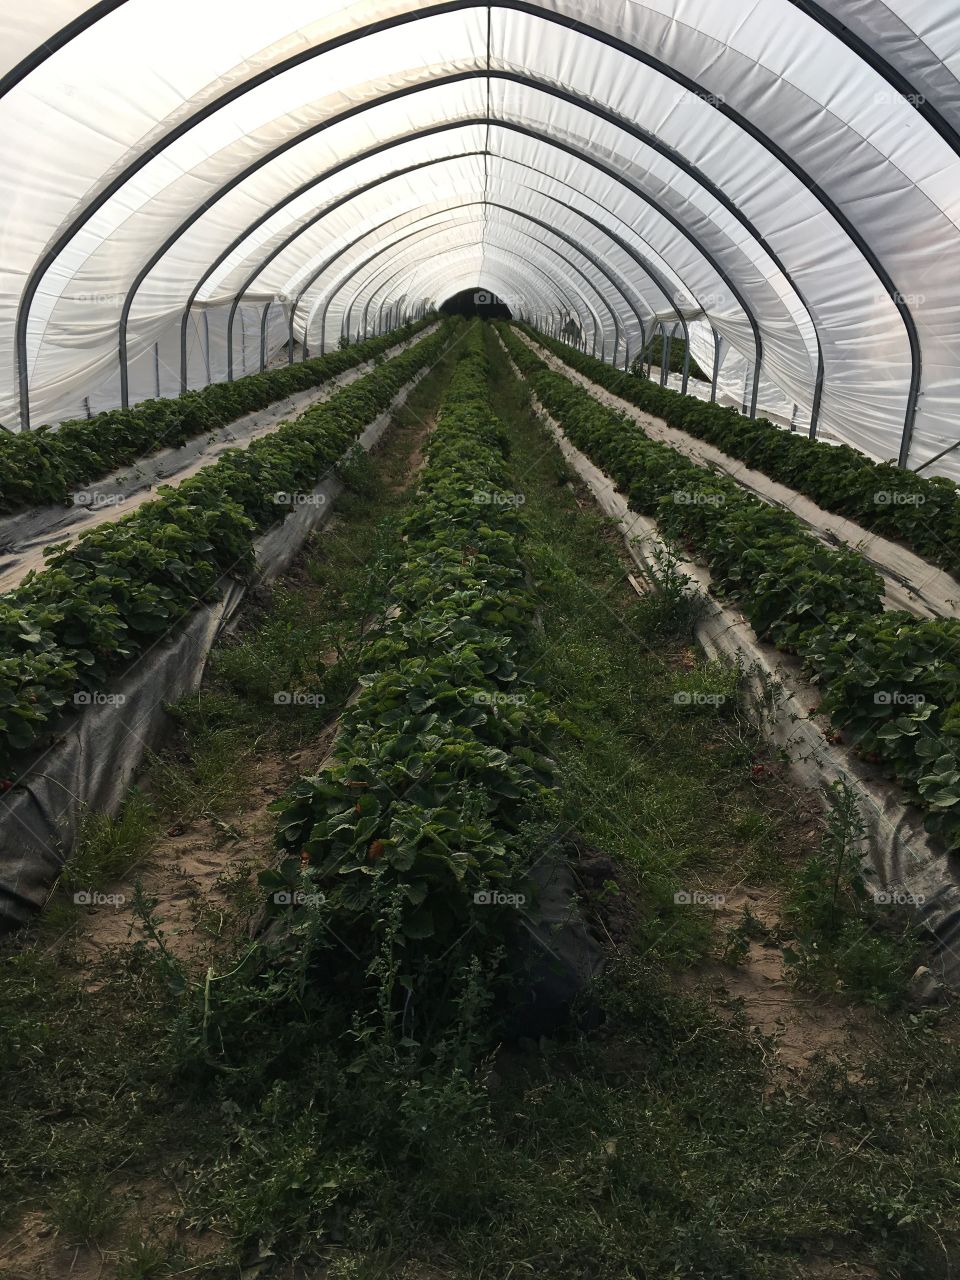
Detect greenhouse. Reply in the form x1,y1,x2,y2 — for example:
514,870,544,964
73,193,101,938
1,3,959,1276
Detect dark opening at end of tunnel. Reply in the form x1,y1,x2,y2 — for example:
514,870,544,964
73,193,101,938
440,288,514,320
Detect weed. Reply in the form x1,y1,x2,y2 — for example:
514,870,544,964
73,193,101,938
782,781,921,1004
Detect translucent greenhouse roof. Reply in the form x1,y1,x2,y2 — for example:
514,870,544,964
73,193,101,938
2,0,960,477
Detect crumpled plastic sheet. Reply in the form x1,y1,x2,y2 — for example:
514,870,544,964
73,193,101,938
0,363,432,934
505,335,960,987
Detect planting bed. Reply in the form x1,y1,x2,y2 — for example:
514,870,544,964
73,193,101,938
499,325,960,859
0,322,451,929
2,320,959,1280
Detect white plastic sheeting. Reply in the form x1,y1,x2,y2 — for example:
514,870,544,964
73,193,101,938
1,1,960,478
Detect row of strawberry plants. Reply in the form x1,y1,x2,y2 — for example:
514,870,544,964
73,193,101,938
265,330,554,1012
521,324,960,577
500,323,960,852
0,323,450,776
0,316,435,515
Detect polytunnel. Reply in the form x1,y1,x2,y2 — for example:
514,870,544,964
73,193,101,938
5,7,960,1274
0,0,958,476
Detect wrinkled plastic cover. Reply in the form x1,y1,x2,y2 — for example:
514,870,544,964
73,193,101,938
1,1,960,477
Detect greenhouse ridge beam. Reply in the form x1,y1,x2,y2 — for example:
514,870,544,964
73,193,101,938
367,237,593,347
16,3,888,436
144,72,782,412
227,189,652,378
126,97,763,414
171,71,816,412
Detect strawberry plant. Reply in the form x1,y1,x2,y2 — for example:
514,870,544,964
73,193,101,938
498,323,960,851
266,333,555,1017
0,324,449,775
0,316,435,515
521,324,960,577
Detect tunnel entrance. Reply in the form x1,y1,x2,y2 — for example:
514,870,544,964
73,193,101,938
440,289,513,320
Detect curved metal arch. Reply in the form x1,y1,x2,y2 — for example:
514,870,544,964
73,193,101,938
353,232,595,350
786,1,960,162
334,225,596,353
130,62,804,416
300,209,615,359
168,72,779,406
167,108,765,418
16,1,895,433
344,187,650,365
251,115,763,409
230,184,640,375
0,2,128,98
318,224,604,353
364,245,573,342
364,237,589,345
297,199,648,369
280,204,596,364
182,146,485,390
171,63,822,407
192,137,662,390
337,199,646,363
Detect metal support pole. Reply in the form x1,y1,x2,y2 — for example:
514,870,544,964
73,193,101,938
709,327,721,403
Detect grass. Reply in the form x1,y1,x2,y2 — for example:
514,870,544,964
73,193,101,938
0,322,957,1279
483,324,809,966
